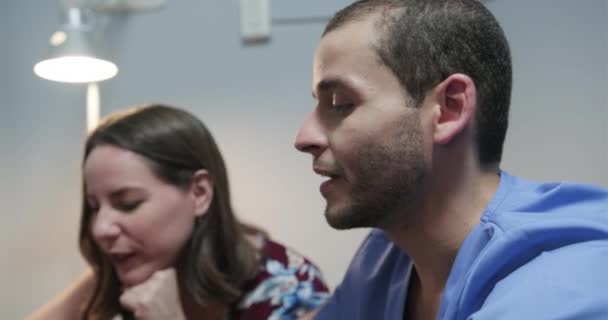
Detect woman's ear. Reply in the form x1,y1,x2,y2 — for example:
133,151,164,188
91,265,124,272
432,73,477,145
190,169,214,217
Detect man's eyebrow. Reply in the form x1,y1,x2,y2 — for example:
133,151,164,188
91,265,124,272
312,78,354,99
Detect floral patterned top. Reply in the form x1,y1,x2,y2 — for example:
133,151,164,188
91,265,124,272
230,238,330,319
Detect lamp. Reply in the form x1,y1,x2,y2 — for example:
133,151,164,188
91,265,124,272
33,6,118,83
35,0,166,131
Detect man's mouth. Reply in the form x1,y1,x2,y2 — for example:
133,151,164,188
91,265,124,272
315,170,341,195
313,166,339,179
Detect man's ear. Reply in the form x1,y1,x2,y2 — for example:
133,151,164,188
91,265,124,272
432,74,477,145
190,169,214,217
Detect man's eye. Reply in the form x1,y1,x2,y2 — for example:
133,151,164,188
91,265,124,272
332,103,354,115
331,92,355,115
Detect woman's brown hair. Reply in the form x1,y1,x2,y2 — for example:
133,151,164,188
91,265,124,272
79,104,260,319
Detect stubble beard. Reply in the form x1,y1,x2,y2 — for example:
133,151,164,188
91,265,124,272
324,114,428,230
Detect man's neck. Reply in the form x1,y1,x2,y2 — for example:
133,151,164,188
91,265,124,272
404,268,441,320
386,167,500,296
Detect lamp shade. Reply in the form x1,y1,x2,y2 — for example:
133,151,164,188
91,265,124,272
34,7,118,83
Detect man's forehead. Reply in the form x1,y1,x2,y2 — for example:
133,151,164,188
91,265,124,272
313,14,383,74
312,54,357,97
311,14,386,95
319,19,375,50
312,46,380,95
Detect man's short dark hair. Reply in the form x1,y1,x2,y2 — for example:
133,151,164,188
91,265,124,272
324,0,512,166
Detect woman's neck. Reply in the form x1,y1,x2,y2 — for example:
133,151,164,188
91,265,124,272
180,291,227,320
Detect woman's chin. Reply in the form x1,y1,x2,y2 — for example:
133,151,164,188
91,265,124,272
118,269,152,289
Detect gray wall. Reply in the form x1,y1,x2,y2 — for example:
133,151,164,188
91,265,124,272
2,0,607,318
0,1,9,309
2,2,90,315
0,1,6,112
1,1,8,185
493,0,608,184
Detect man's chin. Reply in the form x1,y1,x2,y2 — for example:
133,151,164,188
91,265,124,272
325,215,357,230
325,199,389,230
325,205,382,230
325,203,351,229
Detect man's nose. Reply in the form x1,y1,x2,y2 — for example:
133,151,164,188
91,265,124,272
294,109,328,158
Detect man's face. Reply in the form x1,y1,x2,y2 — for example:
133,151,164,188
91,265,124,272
294,15,432,230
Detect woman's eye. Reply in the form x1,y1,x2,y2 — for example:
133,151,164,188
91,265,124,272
118,201,142,212
88,205,99,214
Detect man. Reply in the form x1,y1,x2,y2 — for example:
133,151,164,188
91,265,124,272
294,0,608,319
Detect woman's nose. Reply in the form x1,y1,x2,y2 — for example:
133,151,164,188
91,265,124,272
90,206,121,245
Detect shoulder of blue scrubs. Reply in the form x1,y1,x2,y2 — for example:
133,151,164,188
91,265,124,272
468,239,608,319
315,229,412,320
442,171,608,319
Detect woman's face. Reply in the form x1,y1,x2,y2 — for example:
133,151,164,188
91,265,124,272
84,145,202,288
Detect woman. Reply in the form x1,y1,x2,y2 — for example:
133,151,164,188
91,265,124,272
27,104,328,319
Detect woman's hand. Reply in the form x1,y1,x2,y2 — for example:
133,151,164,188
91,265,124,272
119,268,186,320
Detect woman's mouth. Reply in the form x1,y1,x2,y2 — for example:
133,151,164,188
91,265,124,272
109,252,137,271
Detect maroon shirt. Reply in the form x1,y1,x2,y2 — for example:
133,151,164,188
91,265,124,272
231,238,330,319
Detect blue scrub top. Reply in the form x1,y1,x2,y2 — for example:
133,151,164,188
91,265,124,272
316,171,608,319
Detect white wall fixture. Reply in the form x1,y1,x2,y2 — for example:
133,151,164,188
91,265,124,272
240,0,271,42
239,0,333,44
